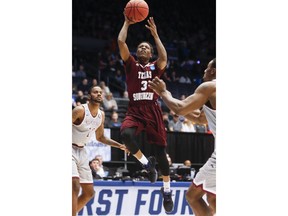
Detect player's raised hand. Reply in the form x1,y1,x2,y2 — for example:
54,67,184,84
123,12,136,25
145,17,158,38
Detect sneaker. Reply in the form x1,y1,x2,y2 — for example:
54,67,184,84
160,187,174,213
143,156,158,183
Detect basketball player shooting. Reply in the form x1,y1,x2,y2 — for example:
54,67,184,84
117,13,174,213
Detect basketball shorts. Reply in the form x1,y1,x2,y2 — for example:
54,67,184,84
193,150,216,195
72,145,93,183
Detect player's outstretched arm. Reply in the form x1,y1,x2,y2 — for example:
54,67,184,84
118,13,136,62
148,77,209,116
96,111,130,154
145,17,167,70
185,109,208,124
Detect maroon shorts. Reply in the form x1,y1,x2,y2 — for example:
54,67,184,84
120,101,167,147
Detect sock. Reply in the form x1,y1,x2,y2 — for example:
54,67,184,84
163,180,171,192
137,155,149,165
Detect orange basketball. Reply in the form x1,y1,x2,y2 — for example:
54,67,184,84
124,0,149,23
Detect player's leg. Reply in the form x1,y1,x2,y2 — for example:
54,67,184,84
186,183,212,216
72,148,81,216
207,193,216,215
121,127,147,162
121,127,157,182
75,147,95,212
188,150,216,215
121,127,141,155
77,183,95,212
154,145,174,212
72,177,80,216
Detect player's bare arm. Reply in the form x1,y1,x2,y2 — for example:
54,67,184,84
96,111,129,153
145,17,167,70
185,109,208,124
148,77,211,116
118,13,135,62
72,106,85,125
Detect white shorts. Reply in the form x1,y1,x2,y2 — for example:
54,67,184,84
72,145,93,183
193,150,216,195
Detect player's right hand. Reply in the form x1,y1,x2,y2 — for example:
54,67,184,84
148,76,167,95
123,12,136,25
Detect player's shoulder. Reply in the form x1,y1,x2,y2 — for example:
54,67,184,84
206,80,216,88
100,109,105,116
197,81,216,92
126,55,135,63
200,80,214,87
73,105,85,114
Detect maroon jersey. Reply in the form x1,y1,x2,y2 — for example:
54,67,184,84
121,55,167,146
125,55,164,103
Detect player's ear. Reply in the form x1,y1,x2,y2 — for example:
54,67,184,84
211,68,216,75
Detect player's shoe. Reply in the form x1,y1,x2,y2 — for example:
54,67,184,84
160,187,174,213
143,156,158,183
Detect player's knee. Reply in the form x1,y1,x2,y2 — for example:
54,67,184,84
185,190,193,203
88,189,95,199
207,194,216,207
84,188,95,200
121,129,139,154
185,188,197,203
121,129,133,143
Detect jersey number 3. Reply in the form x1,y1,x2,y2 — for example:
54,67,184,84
141,81,148,91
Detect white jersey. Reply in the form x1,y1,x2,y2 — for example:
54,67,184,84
193,81,216,194
72,104,103,146
193,105,216,194
202,105,216,138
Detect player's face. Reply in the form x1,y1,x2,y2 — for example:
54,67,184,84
89,87,103,104
136,43,152,59
203,60,215,82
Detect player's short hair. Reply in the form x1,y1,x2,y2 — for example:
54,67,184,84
211,58,216,68
88,85,101,95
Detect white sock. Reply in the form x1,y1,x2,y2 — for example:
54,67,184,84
163,180,171,192
137,155,149,165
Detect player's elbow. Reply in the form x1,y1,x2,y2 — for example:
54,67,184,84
97,136,106,143
174,105,188,116
118,38,125,45
158,54,167,64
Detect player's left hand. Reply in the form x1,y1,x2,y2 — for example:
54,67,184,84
119,144,130,155
145,17,158,38
148,76,167,95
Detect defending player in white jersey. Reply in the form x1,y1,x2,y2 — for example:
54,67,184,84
148,58,216,216
72,86,128,216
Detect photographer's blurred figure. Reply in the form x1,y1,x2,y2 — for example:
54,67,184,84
168,112,183,131
184,160,192,168
89,159,105,179
94,154,110,176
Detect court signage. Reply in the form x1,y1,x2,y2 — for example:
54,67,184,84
78,181,193,216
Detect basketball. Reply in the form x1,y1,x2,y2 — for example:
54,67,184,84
124,0,149,23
